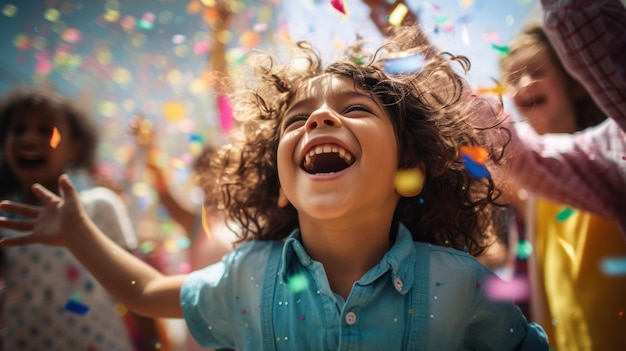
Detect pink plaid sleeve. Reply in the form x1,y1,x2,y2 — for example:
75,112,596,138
541,0,626,129
505,0,626,236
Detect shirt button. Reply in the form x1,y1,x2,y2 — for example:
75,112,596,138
394,277,403,292
345,311,357,325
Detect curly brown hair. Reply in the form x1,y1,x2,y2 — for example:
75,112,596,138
197,25,509,256
0,87,99,196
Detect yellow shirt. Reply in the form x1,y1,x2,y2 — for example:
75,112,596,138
529,198,626,351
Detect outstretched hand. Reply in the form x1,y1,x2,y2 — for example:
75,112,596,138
0,174,87,247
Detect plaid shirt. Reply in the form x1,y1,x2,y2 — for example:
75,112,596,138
507,0,626,236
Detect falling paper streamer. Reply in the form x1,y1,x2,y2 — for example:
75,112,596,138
218,94,234,134
388,3,409,26
201,203,213,239
461,154,490,179
64,298,90,315
384,52,425,75
50,127,61,148
461,22,470,46
330,0,347,15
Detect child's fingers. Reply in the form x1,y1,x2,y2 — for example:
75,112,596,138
0,201,41,218
0,217,36,233
0,234,38,247
58,174,80,202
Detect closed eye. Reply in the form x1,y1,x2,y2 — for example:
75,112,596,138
343,104,372,114
283,114,308,132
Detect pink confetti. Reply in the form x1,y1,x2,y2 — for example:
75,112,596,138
484,276,530,302
218,94,234,134
330,0,346,15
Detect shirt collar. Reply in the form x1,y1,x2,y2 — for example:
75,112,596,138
278,223,416,295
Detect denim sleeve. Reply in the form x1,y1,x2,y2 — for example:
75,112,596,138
464,266,550,350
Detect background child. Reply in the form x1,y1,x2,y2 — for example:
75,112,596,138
0,26,548,350
0,87,162,350
500,21,626,350
500,0,626,237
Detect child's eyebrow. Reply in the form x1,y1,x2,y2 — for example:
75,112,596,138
289,90,374,112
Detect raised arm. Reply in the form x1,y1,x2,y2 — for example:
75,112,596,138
541,0,626,130
0,175,186,318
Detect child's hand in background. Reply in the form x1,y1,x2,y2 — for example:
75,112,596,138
0,174,89,248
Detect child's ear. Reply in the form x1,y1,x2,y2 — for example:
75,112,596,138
278,187,289,208
394,163,425,198
67,140,83,165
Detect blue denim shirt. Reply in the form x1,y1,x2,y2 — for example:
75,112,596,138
181,224,548,350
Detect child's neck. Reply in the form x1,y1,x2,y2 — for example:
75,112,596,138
300,218,393,299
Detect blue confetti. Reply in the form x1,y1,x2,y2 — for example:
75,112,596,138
462,154,491,179
600,257,626,276
384,53,425,75
64,299,90,315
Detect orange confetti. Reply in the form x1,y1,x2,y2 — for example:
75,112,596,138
201,204,213,239
50,127,61,148
460,145,488,164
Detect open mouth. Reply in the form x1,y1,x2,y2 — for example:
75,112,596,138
16,155,46,169
302,143,355,174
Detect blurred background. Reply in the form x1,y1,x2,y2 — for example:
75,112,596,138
0,0,542,348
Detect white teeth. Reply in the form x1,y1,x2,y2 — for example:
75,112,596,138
303,143,354,170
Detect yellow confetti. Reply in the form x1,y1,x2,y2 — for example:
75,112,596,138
388,3,409,26
201,203,213,239
163,101,186,122
476,85,507,95
49,127,61,148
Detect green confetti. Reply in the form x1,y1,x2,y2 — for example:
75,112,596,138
517,240,533,260
287,274,309,293
555,207,575,222
435,282,445,287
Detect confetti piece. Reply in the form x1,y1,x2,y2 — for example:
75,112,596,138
383,52,425,75
287,274,309,293
460,145,488,164
218,94,233,134
462,154,491,178
162,101,186,122
201,203,213,239
50,127,61,148
600,256,626,276
395,168,424,196
64,299,90,315
476,85,507,95
388,3,409,26
555,207,574,222
516,240,533,260
484,275,530,302
330,0,346,15
491,43,510,55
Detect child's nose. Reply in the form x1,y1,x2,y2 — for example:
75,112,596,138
304,108,342,132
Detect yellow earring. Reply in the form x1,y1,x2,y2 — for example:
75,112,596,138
395,167,425,197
